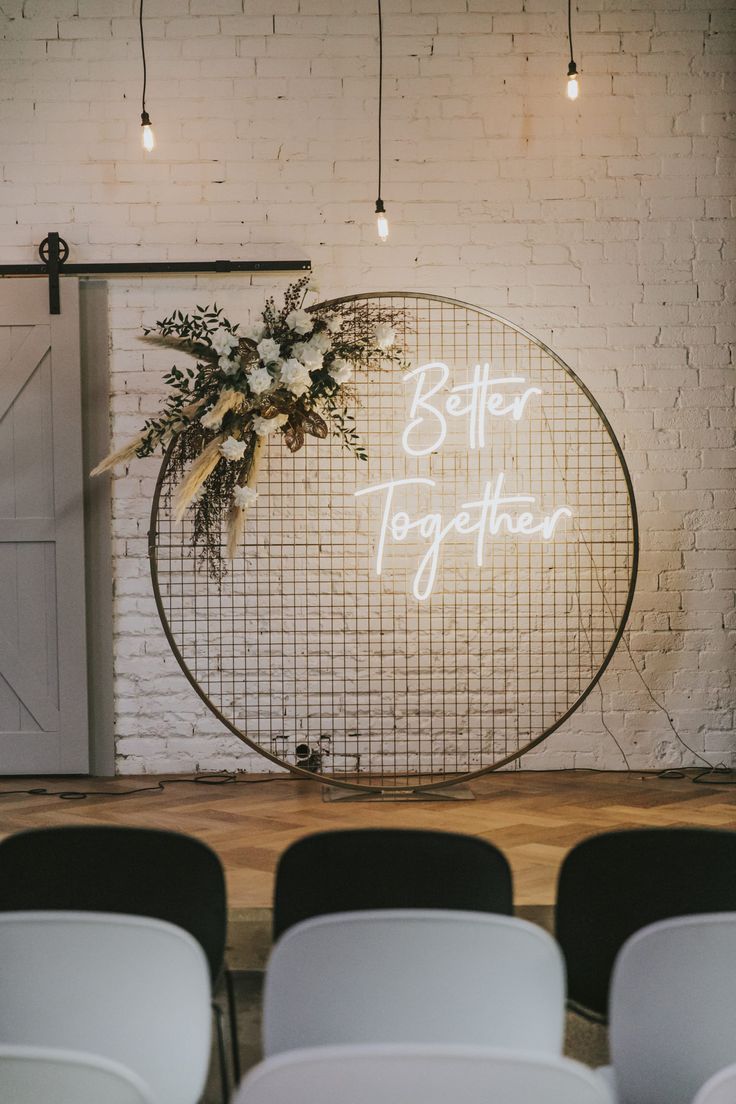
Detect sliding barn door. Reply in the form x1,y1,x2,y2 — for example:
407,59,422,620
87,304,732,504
0,279,88,773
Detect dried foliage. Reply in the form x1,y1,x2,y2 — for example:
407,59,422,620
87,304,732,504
93,281,405,577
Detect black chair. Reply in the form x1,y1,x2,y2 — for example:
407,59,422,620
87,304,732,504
555,827,736,1021
0,826,236,1096
273,828,513,940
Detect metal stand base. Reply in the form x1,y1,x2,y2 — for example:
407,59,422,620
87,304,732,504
321,782,475,803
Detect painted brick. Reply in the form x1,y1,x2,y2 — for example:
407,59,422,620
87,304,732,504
1,0,732,775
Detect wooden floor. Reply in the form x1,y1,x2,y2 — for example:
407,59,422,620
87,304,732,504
1,770,734,908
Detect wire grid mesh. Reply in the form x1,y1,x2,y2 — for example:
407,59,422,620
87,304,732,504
150,294,637,791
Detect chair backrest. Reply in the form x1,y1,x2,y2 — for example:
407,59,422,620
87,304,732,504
263,909,565,1057
692,1063,736,1104
609,913,736,1104
273,828,513,938
0,826,226,983
234,1044,614,1104
0,911,211,1104
555,827,736,1017
0,1045,156,1104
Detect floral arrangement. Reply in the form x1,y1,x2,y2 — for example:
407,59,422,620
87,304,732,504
92,279,404,577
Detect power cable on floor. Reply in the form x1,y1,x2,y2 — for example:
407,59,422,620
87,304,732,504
0,772,302,801
618,633,734,786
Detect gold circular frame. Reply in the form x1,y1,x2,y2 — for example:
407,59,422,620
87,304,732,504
149,293,638,793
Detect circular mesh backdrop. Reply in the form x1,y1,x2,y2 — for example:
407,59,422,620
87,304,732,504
151,293,637,791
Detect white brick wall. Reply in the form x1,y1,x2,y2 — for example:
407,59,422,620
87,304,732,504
2,0,734,775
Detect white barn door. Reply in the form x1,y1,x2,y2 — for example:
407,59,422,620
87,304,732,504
0,279,88,773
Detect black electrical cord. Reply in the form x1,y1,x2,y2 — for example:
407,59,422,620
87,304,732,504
0,773,302,801
374,0,386,228
598,683,632,770
139,0,147,117
565,0,579,89
1,761,729,800
138,0,154,141
618,633,733,784
377,0,383,200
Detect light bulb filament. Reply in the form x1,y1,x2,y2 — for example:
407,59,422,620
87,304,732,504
141,110,155,152
375,198,389,242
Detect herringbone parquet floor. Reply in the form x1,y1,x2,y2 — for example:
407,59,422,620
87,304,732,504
1,769,733,906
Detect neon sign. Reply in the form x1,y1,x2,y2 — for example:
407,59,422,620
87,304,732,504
402,361,542,456
356,361,573,601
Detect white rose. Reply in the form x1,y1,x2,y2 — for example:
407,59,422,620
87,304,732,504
329,358,352,385
219,353,238,376
279,357,312,397
233,485,258,509
200,406,224,431
309,329,332,354
247,365,272,395
211,328,240,356
326,315,342,334
285,308,313,336
243,321,266,342
292,341,323,369
257,337,281,364
219,436,247,461
252,413,289,437
374,322,396,350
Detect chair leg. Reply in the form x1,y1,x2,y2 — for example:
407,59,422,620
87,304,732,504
212,999,230,1104
225,967,242,1084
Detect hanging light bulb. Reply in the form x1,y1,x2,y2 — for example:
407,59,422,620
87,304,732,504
138,0,156,153
141,109,155,152
372,0,391,242
375,198,389,242
565,0,579,101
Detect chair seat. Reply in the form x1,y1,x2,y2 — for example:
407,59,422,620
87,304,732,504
608,913,736,1104
273,829,513,939
0,911,211,1104
264,909,565,1056
692,1062,736,1104
595,1067,618,1096
555,828,736,1020
0,1044,156,1104
235,1044,615,1104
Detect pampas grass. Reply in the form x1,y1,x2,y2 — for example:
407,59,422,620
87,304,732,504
90,433,146,477
225,436,265,559
173,434,227,523
200,387,244,429
91,399,207,476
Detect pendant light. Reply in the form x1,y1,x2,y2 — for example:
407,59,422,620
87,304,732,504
374,0,389,241
139,0,155,151
566,0,579,100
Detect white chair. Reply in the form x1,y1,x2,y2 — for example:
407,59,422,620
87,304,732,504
692,1063,736,1104
234,1044,615,1104
263,909,565,1056
0,1045,156,1104
601,913,736,1104
0,911,211,1104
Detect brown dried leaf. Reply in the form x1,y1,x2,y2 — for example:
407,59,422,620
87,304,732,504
303,410,328,439
283,420,305,453
259,393,292,418
238,339,259,368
